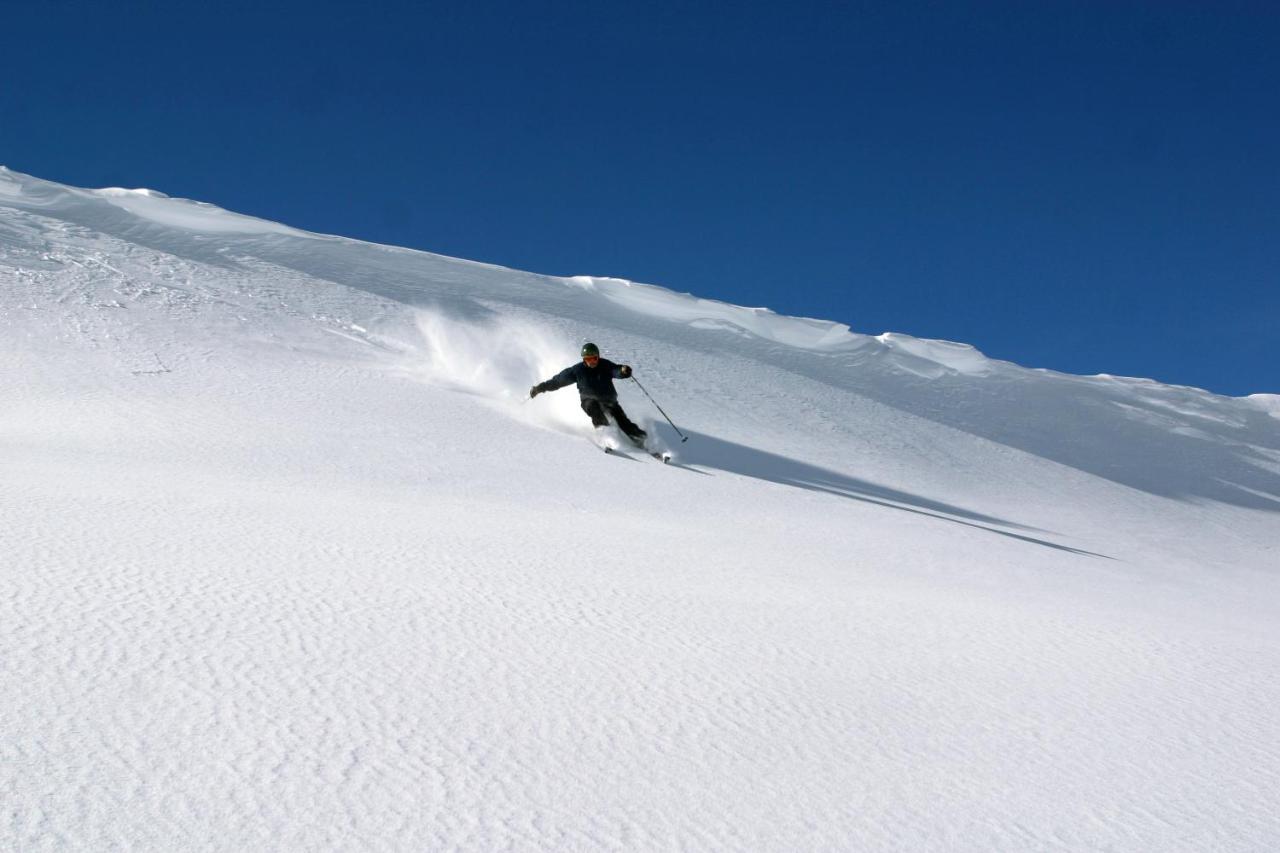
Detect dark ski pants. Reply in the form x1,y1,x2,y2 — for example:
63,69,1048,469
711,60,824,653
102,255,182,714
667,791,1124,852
582,398,646,441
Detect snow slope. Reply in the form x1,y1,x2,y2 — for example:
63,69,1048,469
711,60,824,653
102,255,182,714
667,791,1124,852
2,166,1278,851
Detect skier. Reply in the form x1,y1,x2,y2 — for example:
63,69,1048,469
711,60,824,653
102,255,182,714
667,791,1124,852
529,343,648,446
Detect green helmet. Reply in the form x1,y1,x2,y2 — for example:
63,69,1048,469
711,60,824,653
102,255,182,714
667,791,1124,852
581,342,600,358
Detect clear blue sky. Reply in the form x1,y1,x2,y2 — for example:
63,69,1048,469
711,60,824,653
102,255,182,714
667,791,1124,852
3,1,1277,394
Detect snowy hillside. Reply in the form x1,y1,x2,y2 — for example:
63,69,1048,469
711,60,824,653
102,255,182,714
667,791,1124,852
3,165,1278,851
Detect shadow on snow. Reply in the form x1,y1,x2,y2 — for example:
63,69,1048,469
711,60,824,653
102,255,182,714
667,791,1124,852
669,429,1111,559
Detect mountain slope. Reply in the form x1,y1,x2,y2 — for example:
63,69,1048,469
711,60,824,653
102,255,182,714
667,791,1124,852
3,167,1278,851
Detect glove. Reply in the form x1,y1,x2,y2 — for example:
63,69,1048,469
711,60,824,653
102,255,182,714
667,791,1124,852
529,385,542,398
618,365,633,378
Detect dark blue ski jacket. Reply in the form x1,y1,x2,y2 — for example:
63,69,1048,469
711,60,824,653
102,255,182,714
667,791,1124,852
535,358,631,401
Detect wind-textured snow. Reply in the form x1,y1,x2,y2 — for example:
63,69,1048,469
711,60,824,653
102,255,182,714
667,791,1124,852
2,165,1278,851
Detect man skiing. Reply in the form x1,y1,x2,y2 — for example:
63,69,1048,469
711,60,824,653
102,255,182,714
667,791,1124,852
530,343,648,446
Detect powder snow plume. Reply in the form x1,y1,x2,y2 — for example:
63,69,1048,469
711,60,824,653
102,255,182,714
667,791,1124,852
406,307,593,437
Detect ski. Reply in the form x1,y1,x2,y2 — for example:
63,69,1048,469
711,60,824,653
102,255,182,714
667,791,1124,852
602,444,670,463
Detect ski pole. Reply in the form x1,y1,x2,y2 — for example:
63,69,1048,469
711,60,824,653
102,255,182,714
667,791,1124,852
631,376,688,443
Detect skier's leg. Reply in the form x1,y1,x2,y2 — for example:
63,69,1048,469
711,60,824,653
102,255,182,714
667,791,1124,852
606,402,647,444
580,399,610,428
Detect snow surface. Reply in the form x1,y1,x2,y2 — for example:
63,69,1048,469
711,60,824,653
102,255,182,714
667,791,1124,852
2,165,1279,851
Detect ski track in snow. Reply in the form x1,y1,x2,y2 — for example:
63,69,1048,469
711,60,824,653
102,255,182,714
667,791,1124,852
3,167,1280,851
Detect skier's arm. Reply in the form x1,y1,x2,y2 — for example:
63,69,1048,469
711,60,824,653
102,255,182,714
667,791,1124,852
530,365,577,397
612,363,633,379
